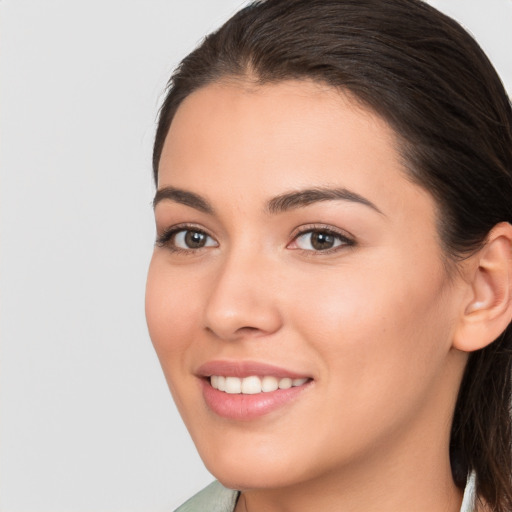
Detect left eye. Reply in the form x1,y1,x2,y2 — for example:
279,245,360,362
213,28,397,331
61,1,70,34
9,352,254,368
173,229,217,249
292,230,350,251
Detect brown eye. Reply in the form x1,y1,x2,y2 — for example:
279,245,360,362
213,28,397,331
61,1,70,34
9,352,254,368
173,229,217,250
292,229,353,252
184,230,207,248
310,232,336,250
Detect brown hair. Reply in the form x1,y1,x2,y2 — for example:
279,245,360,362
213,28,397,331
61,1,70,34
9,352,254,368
153,1,512,509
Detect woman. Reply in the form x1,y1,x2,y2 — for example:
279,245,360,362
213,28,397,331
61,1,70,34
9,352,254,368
145,0,512,510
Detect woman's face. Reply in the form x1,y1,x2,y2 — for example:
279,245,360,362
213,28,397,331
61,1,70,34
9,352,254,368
146,81,467,490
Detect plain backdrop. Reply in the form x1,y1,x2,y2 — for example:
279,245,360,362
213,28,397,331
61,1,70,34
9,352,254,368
1,1,511,511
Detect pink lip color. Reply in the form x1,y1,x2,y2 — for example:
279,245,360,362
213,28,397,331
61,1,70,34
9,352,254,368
197,361,312,421
197,360,310,379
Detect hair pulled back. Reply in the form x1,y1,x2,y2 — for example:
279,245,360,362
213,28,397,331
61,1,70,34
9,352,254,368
153,1,512,509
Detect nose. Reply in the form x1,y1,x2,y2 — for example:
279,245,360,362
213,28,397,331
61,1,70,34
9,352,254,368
203,251,283,341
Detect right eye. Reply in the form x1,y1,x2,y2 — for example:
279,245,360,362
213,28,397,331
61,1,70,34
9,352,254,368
157,227,218,252
174,229,217,249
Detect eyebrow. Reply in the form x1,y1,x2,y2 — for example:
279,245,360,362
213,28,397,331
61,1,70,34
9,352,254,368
153,186,214,214
153,185,382,216
266,187,383,215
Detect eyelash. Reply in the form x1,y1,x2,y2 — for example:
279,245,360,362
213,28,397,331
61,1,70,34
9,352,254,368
289,224,355,255
155,224,216,255
155,223,355,255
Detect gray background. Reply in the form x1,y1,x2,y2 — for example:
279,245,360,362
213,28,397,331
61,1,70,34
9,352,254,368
1,1,511,510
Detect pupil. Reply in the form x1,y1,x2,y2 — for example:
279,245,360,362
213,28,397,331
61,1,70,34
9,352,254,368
311,232,334,250
185,231,205,248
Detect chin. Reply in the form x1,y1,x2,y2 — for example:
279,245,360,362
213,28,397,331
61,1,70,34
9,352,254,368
208,464,303,492
196,438,317,492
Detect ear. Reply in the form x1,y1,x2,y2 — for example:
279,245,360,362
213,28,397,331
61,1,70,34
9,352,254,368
453,222,512,352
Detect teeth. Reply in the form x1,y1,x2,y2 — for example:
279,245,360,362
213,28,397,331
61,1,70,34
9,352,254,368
210,375,309,394
241,376,261,394
261,376,279,392
225,376,242,394
278,377,292,389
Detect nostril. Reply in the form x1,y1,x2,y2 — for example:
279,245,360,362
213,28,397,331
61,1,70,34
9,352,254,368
205,324,267,340
237,326,260,334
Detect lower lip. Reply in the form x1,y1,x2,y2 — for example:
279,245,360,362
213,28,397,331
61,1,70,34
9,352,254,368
200,379,312,420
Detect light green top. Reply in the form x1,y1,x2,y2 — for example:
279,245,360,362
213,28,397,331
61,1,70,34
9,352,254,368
174,481,239,512
175,472,476,512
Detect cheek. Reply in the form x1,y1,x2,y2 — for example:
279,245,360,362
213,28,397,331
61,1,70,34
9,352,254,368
286,254,455,397
145,254,199,361
145,253,210,419
275,258,457,466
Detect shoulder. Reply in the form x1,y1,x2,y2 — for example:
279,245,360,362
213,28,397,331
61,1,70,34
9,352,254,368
173,481,240,512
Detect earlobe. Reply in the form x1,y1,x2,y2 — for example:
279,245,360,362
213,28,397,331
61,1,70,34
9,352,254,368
453,222,512,353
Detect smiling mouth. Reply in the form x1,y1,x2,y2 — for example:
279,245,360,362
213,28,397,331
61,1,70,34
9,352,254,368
210,375,310,394
200,364,313,419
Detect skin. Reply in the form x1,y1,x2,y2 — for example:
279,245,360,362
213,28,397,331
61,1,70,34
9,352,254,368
146,80,474,511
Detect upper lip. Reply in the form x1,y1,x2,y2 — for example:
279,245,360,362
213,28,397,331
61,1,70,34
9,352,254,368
196,360,312,380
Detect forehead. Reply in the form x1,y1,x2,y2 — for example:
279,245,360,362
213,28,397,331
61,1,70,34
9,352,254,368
164,79,394,155
158,80,435,225
161,80,396,175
